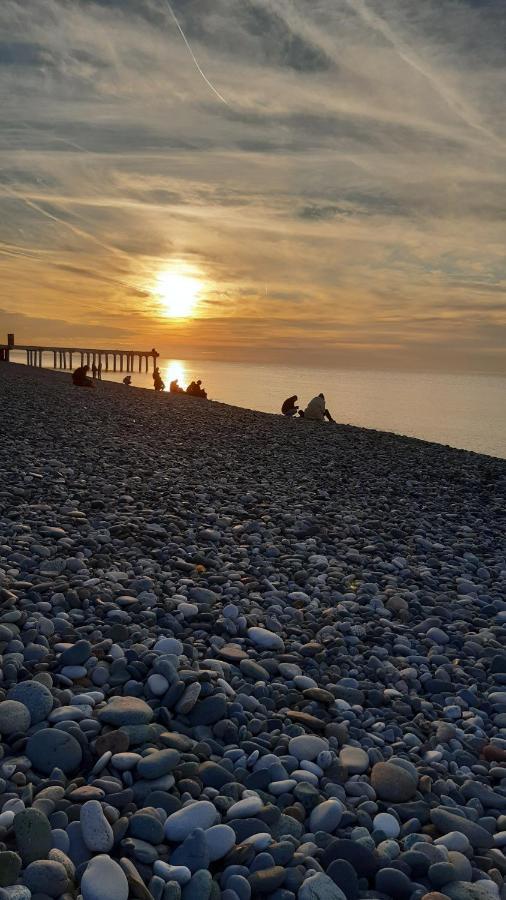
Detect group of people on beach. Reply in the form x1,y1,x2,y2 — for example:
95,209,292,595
72,364,329,422
282,393,334,422
152,369,208,398
169,377,207,399
71,363,208,399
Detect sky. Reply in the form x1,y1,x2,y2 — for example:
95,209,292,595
0,0,505,372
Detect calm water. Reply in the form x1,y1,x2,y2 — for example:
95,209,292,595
9,352,506,458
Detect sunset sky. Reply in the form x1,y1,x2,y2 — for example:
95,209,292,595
0,0,505,371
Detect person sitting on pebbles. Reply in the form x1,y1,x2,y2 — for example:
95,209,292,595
123,375,132,386
186,379,208,399
303,392,334,422
71,364,94,387
281,395,299,417
169,377,184,394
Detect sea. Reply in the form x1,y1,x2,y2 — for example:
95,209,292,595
8,352,506,459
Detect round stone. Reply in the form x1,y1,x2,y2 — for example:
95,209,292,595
288,736,329,762
339,746,369,774
371,762,418,802
14,808,52,864
204,824,236,861
373,813,400,839
165,801,219,842
26,727,82,775
0,700,31,735
247,627,285,651
309,799,344,834
8,681,53,724
23,860,69,897
97,696,153,726
81,855,129,900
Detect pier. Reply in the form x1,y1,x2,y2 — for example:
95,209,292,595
0,334,159,373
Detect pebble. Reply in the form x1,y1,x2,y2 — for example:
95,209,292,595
80,800,114,852
0,364,505,900
81,855,129,900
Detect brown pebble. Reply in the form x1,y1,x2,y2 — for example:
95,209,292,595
482,743,506,763
95,729,129,756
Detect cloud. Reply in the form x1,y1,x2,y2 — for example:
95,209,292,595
0,0,504,372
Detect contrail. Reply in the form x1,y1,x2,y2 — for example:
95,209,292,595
165,0,230,106
344,0,503,147
0,181,129,260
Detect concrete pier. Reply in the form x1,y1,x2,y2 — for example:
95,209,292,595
0,335,159,373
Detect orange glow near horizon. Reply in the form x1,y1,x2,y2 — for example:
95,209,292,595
155,268,202,319
163,359,186,388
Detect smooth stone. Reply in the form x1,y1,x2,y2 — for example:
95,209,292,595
81,855,129,900
153,862,192,885
137,749,180,779
227,797,264,819
444,883,500,900
14,808,52,864
248,867,285,894
288,736,329,762
375,868,412,899
321,839,378,877
371,762,417,802
299,873,347,900
188,695,227,726
23,860,69,897
204,825,236,861
98,697,153,726
430,810,494,849
7,681,53,724
80,800,114,852
326,861,359,900
0,700,31,734
170,828,209,873
434,834,471,853
129,810,165,844
182,869,213,900
339,747,369,774
247,627,284,651
0,852,22,888
26,728,82,775
309,800,344,834
373,812,400,839
165,802,219,841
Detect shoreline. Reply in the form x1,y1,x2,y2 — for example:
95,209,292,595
0,360,505,900
2,360,504,461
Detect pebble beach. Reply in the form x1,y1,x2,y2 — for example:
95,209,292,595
1,361,506,900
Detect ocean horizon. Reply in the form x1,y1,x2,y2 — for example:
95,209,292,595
8,351,506,459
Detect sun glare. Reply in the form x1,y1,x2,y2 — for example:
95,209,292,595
156,270,201,318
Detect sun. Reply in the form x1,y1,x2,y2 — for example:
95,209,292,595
156,270,201,318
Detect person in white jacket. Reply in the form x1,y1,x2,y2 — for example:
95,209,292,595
303,393,334,422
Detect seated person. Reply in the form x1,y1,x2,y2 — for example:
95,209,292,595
281,395,299,417
72,364,93,387
123,375,132,386
186,379,208,398
169,377,184,393
304,393,334,422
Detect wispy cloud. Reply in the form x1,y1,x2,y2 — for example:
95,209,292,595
0,0,504,371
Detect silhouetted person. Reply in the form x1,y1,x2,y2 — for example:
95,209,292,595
72,364,93,387
123,375,132,386
170,378,184,394
92,362,97,379
187,379,207,399
304,393,334,422
97,362,102,380
153,367,165,391
282,395,299,417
